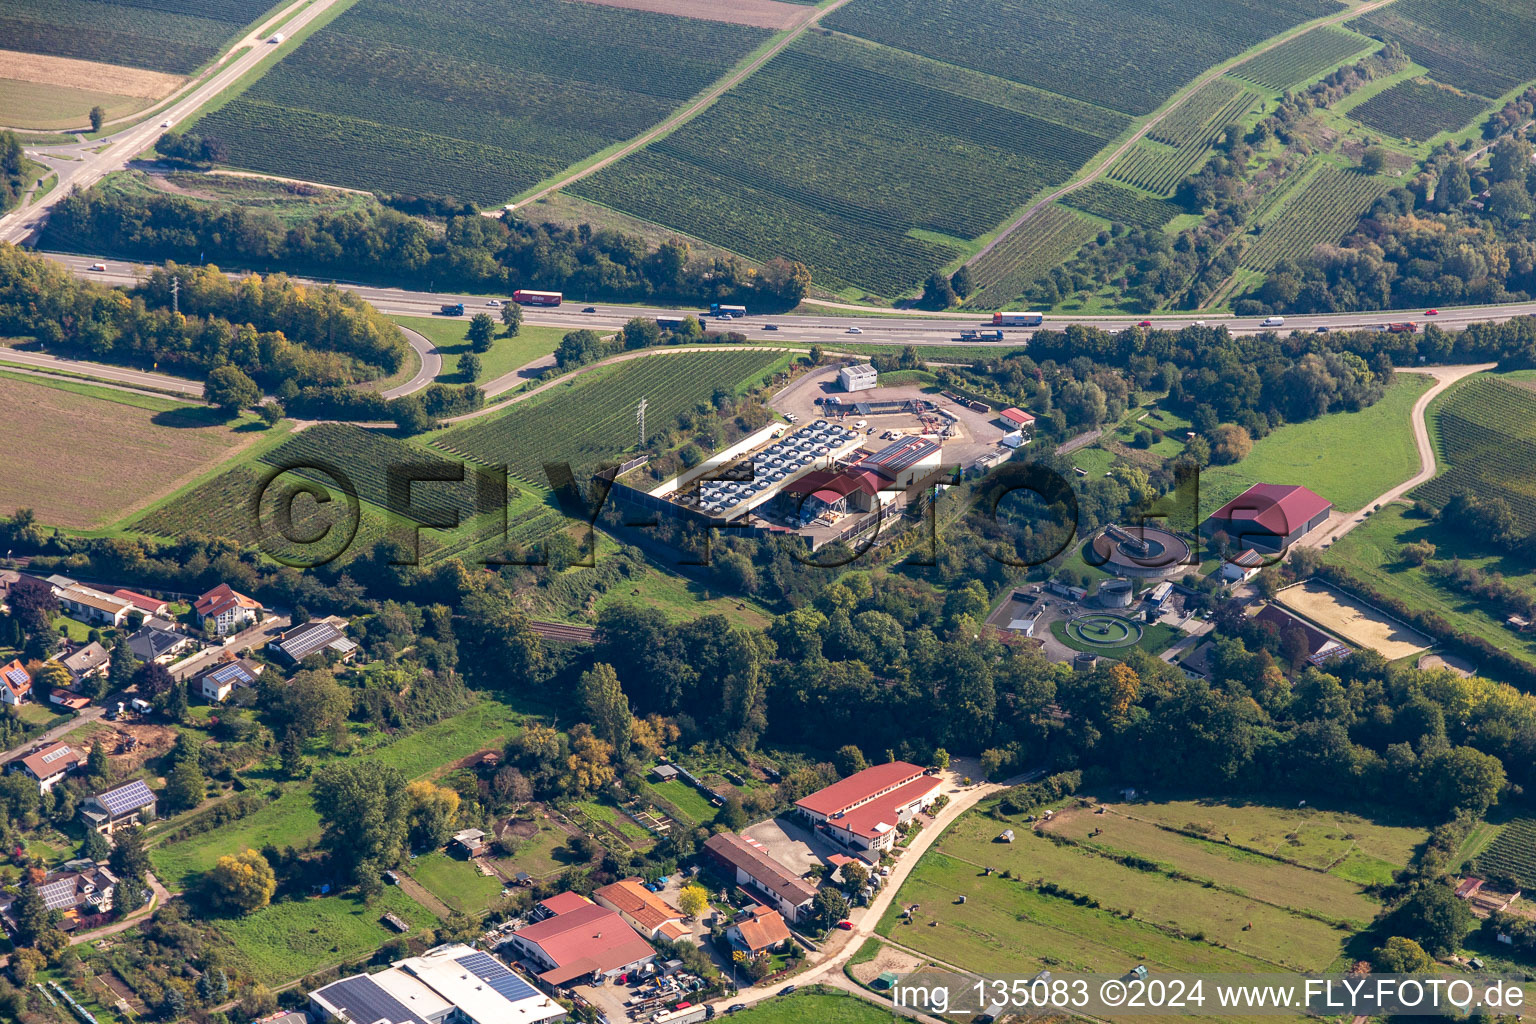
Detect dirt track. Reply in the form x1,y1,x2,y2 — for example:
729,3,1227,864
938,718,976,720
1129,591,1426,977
568,0,813,29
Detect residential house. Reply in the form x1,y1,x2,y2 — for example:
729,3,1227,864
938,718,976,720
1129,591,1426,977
1217,548,1267,584
58,642,110,687
194,583,262,636
593,878,687,942
56,586,134,627
112,589,170,618
126,625,192,665
309,943,565,1024
12,740,88,792
726,906,791,956
0,862,119,934
449,828,487,858
268,618,357,665
1,658,32,706
504,894,656,988
80,779,157,833
195,657,264,703
701,833,818,924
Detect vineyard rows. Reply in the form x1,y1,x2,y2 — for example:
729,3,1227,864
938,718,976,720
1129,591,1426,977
575,33,1118,295
1148,80,1252,148
0,0,273,73
434,350,784,485
197,0,767,203
1060,181,1182,229
1352,0,1536,99
1413,377,1536,534
823,0,1336,115
1108,140,1209,196
1474,818,1536,888
1238,164,1391,271
968,203,1100,306
1349,78,1491,140
1233,26,1376,91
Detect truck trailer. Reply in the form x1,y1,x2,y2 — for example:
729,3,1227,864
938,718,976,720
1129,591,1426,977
992,311,1044,326
438,303,465,316
512,289,562,306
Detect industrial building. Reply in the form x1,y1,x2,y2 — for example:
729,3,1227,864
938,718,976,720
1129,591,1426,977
701,833,819,923
795,762,943,858
309,944,566,1024
838,363,878,392
1202,483,1333,553
656,419,865,522
504,894,656,987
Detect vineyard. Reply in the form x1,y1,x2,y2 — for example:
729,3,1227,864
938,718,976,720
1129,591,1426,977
0,0,275,73
572,33,1120,296
432,350,785,485
967,204,1101,307
1059,181,1182,229
1232,26,1376,91
1349,78,1491,140
1351,0,1536,100
1238,164,1391,272
1473,818,1536,889
1108,81,1255,196
196,0,769,205
1413,376,1536,535
822,0,1335,115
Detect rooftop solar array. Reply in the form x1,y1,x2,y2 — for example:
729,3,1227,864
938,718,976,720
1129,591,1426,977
39,877,78,912
207,662,254,686
454,951,540,1003
676,421,859,515
41,745,75,765
95,779,155,816
317,975,429,1024
5,667,28,687
277,622,342,661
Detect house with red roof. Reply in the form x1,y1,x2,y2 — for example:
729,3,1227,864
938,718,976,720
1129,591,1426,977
194,583,262,636
726,906,791,956
998,407,1036,431
11,740,88,792
504,893,656,988
782,468,883,515
796,761,942,858
1,659,32,706
112,589,169,618
1201,483,1332,553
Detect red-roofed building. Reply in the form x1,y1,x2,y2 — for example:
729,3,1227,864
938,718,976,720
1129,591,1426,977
12,740,88,792
1202,483,1332,553
701,833,819,923
782,468,883,514
726,906,791,955
999,407,1036,430
798,766,943,857
112,589,169,617
593,878,686,941
534,891,594,920
506,900,656,988
194,583,262,636
1,658,32,706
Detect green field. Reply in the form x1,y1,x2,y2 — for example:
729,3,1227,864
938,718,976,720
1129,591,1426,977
967,203,1101,307
196,0,770,205
1324,504,1536,668
642,778,718,827
1351,0,1536,100
432,349,787,485
0,79,155,133
392,316,564,386
151,698,527,890
1349,77,1491,139
214,886,436,983
823,0,1336,116
1413,375,1536,535
410,851,504,914
728,991,903,1024
573,32,1123,296
1232,26,1378,91
1197,372,1432,515
0,0,278,74
1238,163,1394,273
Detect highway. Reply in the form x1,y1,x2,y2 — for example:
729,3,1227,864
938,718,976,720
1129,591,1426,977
44,253,1536,351
0,0,346,246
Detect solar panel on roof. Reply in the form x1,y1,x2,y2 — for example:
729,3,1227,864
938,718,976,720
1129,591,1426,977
5,667,27,686
39,878,77,911
97,779,154,816
41,746,74,764
454,951,540,1003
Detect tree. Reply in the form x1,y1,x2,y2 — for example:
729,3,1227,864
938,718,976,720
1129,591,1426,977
82,826,110,862
834,744,867,777
268,668,352,740
813,887,850,928
196,966,229,1004
164,746,206,812
1360,146,1389,174
405,780,461,850
158,679,189,722
109,826,151,878
950,264,974,299
88,106,104,132
500,301,523,335
578,663,632,754
1487,180,1533,227
1489,135,1534,183
258,400,284,426
678,883,709,919
920,271,957,310
207,848,276,914
932,748,950,771
1438,162,1472,208
109,640,139,692
622,317,662,350
1374,936,1434,973
12,882,61,948
204,364,260,414
839,861,869,893
459,352,482,381
1392,883,1475,956
392,394,434,434
312,761,409,883
135,660,174,697
87,739,109,780
467,313,496,353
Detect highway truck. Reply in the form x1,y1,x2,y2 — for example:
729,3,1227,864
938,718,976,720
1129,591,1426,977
993,311,1044,326
710,303,747,318
438,303,465,316
513,289,562,306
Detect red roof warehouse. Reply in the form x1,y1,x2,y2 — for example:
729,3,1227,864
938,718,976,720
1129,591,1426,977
795,762,942,859
1201,483,1332,553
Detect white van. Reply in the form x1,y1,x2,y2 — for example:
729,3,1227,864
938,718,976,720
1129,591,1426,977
1261,316,1285,328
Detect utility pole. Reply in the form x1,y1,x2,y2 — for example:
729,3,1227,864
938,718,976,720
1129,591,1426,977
171,276,179,315
637,397,647,447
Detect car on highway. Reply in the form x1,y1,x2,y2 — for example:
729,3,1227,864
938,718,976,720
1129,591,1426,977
1425,309,1439,316
1136,320,1152,327
485,299,501,306
1260,316,1285,327
88,262,107,272
582,306,597,313
846,327,863,334
1193,320,1206,326
1315,326,1330,333
718,313,734,320
160,119,173,127
763,324,779,330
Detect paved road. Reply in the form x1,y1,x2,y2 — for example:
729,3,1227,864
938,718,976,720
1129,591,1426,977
169,613,291,680
0,345,206,396
43,254,1536,351
1295,362,1496,551
381,325,444,398
0,0,346,246
0,706,106,767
